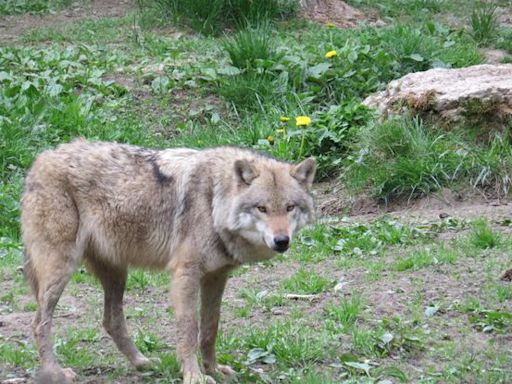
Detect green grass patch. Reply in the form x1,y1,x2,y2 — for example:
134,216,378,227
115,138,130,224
22,16,134,44
393,244,458,271
238,287,285,310
295,216,430,261
351,317,424,358
0,339,37,368
241,321,333,366
0,0,72,15
281,268,331,294
324,294,364,330
469,218,501,249
134,330,167,354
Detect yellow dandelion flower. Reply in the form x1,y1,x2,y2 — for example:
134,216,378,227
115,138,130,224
325,23,336,28
295,116,311,127
276,128,285,134
279,116,290,122
325,50,337,59
267,135,274,144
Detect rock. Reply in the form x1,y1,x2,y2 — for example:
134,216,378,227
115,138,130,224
363,64,512,123
300,0,384,28
501,268,512,282
480,48,509,64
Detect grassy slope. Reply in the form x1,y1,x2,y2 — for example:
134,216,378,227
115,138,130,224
0,1,511,383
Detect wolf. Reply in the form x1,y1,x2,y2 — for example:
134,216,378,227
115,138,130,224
21,139,316,384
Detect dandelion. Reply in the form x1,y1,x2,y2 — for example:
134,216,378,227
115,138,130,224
325,23,336,28
267,135,274,144
276,128,285,134
325,50,337,59
280,116,290,122
295,116,311,127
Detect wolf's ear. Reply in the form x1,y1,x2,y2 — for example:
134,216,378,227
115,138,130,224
234,159,259,185
291,157,316,190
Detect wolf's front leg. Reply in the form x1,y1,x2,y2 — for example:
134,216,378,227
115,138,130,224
170,266,216,384
200,270,235,380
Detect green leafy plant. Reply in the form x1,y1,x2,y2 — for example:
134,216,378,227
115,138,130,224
469,309,512,333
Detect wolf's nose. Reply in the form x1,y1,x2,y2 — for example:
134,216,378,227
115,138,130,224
274,235,290,249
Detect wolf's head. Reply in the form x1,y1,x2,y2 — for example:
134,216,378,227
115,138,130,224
223,156,316,255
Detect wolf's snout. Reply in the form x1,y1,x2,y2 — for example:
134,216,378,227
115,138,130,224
273,235,290,252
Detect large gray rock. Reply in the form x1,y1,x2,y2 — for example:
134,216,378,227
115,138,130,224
363,64,512,122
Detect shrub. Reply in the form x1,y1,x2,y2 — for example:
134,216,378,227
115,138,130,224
264,100,374,178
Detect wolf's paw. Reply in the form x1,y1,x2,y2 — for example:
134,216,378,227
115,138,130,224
217,364,236,379
36,366,77,383
133,356,158,371
183,372,216,384
204,364,236,383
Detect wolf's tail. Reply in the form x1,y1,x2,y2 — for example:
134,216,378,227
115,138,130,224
24,249,39,298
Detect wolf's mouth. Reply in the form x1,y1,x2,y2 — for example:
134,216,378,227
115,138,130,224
273,245,289,253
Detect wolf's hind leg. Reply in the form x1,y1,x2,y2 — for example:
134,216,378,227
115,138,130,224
29,245,79,383
87,258,151,369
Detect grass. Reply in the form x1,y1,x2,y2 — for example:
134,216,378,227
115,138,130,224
136,0,299,35
345,118,512,202
325,294,364,330
393,245,458,271
1,0,511,383
223,24,281,69
469,218,501,249
281,268,332,294
469,1,499,45
0,0,73,15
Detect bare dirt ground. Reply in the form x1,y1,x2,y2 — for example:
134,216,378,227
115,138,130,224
316,180,512,222
0,0,132,44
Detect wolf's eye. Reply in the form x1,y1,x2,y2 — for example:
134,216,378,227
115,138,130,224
256,206,267,213
286,204,295,212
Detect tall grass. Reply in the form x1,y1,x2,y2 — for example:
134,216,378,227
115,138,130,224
223,23,282,69
470,1,499,45
344,118,465,202
344,118,512,202
137,0,299,35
